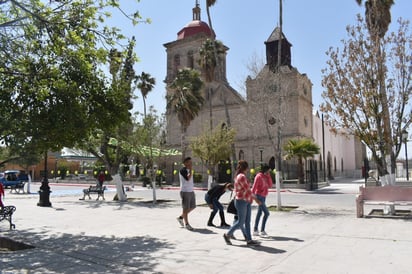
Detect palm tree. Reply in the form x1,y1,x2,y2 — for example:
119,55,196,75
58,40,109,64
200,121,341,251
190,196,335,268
355,0,394,180
198,39,225,83
355,0,394,40
135,72,156,118
198,38,225,129
203,0,218,132
284,138,320,184
166,68,204,160
205,0,217,34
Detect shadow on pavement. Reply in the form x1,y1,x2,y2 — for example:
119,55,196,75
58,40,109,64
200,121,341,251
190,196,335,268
229,243,286,254
261,236,304,242
1,229,175,273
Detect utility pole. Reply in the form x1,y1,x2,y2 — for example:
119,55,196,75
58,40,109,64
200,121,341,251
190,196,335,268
275,0,283,210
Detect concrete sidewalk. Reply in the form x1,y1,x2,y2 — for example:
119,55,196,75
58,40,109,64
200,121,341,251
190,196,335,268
1,182,412,274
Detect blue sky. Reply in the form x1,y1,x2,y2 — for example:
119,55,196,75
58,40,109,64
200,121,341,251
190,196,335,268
109,0,412,159
113,0,411,119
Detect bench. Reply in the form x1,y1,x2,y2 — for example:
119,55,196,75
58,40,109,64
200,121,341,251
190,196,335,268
0,206,16,229
356,185,412,218
9,182,26,194
79,185,106,201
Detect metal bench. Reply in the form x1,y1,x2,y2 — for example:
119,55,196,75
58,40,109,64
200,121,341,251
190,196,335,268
356,185,412,217
0,205,16,229
79,185,106,201
10,182,26,194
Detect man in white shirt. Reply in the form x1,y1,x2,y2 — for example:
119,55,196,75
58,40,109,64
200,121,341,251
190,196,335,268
177,157,196,230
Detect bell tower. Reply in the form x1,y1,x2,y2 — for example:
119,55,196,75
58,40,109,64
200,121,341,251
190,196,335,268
265,27,292,72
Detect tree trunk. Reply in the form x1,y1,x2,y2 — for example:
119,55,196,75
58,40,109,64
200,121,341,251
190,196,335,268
298,157,304,184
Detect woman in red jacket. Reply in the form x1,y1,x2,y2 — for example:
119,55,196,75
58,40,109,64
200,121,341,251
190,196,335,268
252,163,273,236
223,160,260,246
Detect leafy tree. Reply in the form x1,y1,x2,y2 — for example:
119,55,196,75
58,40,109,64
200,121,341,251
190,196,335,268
355,0,395,182
135,72,156,119
0,1,144,181
320,16,412,179
80,38,136,176
166,68,204,160
283,138,320,184
190,123,236,181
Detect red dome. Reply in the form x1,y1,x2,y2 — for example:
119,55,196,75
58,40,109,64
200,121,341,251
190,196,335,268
177,20,213,40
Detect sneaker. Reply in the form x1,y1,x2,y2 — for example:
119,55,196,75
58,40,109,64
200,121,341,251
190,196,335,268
207,222,216,227
247,240,260,246
177,217,184,227
260,231,268,237
185,224,194,231
223,233,232,245
229,234,236,240
253,230,259,236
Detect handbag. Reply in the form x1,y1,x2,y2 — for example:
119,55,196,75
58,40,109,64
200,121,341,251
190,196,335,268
227,199,237,214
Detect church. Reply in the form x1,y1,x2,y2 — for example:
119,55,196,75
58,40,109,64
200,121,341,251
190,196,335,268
163,2,365,186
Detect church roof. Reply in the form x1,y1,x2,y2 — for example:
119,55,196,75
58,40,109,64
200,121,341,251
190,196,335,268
266,26,291,45
176,1,214,40
177,20,213,40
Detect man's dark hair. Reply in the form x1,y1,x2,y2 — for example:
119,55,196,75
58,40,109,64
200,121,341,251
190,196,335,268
183,157,192,163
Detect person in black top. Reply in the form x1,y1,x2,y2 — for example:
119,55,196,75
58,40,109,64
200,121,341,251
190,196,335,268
205,182,233,227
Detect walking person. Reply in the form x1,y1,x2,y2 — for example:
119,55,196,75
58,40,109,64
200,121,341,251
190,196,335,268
97,170,105,188
252,163,273,236
0,182,4,209
177,157,196,231
223,160,260,246
205,182,233,227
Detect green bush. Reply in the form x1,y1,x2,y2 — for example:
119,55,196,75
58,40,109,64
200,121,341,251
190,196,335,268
193,173,202,183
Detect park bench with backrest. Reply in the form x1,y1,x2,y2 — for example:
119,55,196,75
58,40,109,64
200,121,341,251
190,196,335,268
356,185,412,218
0,205,16,229
79,183,106,201
9,182,26,194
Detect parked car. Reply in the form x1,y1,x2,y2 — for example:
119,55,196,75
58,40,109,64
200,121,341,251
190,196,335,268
0,170,29,188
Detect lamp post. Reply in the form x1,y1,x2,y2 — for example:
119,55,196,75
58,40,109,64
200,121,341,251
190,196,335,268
37,151,52,207
402,130,409,181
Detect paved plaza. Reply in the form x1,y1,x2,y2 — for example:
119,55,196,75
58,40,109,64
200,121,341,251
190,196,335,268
1,178,412,274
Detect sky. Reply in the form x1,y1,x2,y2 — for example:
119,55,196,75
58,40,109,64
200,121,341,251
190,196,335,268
111,0,412,156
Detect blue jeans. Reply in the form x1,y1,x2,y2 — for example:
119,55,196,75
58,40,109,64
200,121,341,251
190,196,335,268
254,195,269,232
227,199,252,241
204,194,224,214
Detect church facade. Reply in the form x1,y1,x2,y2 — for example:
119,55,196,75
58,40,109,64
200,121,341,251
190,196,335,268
163,3,365,184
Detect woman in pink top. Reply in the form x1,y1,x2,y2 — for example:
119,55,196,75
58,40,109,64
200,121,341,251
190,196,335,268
0,182,5,209
252,163,273,236
223,160,260,246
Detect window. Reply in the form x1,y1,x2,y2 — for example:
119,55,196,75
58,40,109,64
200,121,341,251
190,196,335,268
187,51,194,68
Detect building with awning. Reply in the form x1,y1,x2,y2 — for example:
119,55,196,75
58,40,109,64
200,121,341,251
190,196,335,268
60,148,97,162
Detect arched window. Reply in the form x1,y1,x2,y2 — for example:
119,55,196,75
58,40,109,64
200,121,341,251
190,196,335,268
239,150,244,160
269,156,275,170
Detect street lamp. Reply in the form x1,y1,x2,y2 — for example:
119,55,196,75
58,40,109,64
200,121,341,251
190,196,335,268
402,130,409,181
